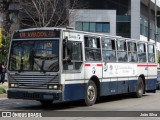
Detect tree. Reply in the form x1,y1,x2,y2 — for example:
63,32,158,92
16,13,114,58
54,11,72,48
18,0,84,28
0,0,12,63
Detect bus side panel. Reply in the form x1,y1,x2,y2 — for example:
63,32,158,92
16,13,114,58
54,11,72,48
128,79,137,92
137,63,157,92
146,78,157,91
63,83,86,101
146,64,157,91
117,78,128,94
100,80,110,96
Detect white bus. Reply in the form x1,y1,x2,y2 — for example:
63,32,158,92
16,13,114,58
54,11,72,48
7,27,157,106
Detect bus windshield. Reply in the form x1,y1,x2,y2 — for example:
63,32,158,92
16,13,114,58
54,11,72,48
8,40,59,72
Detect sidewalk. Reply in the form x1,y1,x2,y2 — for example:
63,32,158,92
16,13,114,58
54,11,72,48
0,82,8,98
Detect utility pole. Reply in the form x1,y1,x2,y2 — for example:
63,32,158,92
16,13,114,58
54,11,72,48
155,0,157,45
148,0,151,41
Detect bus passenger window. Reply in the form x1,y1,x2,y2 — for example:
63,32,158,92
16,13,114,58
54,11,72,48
63,40,83,71
128,42,137,62
117,40,127,62
137,43,147,62
128,53,137,62
117,52,127,62
102,38,116,62
148,44,155,63
85,36,101,61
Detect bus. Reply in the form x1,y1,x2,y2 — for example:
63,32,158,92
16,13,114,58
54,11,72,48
7,27,157,106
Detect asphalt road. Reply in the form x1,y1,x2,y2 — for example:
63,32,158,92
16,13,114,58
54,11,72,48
1,90,160,120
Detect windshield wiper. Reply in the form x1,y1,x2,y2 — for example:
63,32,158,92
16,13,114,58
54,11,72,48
40,60,46,73
34,59,46,73
18,57,24,73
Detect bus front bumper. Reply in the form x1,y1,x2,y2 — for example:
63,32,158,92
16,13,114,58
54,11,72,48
7,89,62,101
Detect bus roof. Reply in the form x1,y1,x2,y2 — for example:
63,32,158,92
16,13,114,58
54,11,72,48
13,27,155,44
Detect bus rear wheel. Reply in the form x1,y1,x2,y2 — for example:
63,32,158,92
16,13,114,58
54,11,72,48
40,100,53,106
84,80,97,106
134,77,144,98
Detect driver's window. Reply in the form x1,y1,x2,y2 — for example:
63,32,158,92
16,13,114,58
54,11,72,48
63,40,83,71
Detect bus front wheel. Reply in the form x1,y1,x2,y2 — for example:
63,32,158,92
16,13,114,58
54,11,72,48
84,80,97,106
134,77,144,98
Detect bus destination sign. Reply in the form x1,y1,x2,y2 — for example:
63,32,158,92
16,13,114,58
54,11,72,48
13,30,60,39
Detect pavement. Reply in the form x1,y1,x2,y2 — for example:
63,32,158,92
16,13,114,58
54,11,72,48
0,82,8,98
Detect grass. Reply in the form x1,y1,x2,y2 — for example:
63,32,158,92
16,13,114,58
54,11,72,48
0,87,6,94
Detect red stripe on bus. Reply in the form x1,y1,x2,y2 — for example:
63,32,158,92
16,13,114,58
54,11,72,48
85,64,102,67
97,64,102,66
85,64,91,66
137,64,157,67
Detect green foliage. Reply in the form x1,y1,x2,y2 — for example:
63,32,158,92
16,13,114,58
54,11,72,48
0,0,12,64
0,32,11,64
0,87,6,94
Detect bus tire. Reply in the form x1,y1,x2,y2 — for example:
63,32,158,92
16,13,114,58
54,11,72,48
134,77,144,98
84,80,97,106
40,100,53,106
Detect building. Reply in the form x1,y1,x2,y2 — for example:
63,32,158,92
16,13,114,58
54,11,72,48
69,0,160,47
0,0,160,45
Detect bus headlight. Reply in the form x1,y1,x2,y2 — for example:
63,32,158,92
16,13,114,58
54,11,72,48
48,84,61,90
10,83,19,88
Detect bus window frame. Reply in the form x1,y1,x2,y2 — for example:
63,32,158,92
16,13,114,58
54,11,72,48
101,37,116,63
147,43,155,63
127,41,138,62
137,42,147,63
84,35,102,61
62,39,84,73
116,39,128,62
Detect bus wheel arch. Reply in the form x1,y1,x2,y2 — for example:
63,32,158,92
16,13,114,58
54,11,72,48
134,75,145,98
84,76,100,106
90,76,100,98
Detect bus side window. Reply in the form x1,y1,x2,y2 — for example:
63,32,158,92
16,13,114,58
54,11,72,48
148,44,155,63
102,37,116,62
63,40,83,71
117,40,127,62
137,43,147,62
85,36,101,61
128,42,137,62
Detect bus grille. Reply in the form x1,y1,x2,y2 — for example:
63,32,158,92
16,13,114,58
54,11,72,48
8,73,59,89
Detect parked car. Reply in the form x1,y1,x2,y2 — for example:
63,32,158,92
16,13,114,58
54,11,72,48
157,69,160,90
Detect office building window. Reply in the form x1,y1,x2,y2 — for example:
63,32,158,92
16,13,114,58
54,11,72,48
83,22,89,31
76,22,110,33
75,22,82,31
90,23,96,32
116,22,130,38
